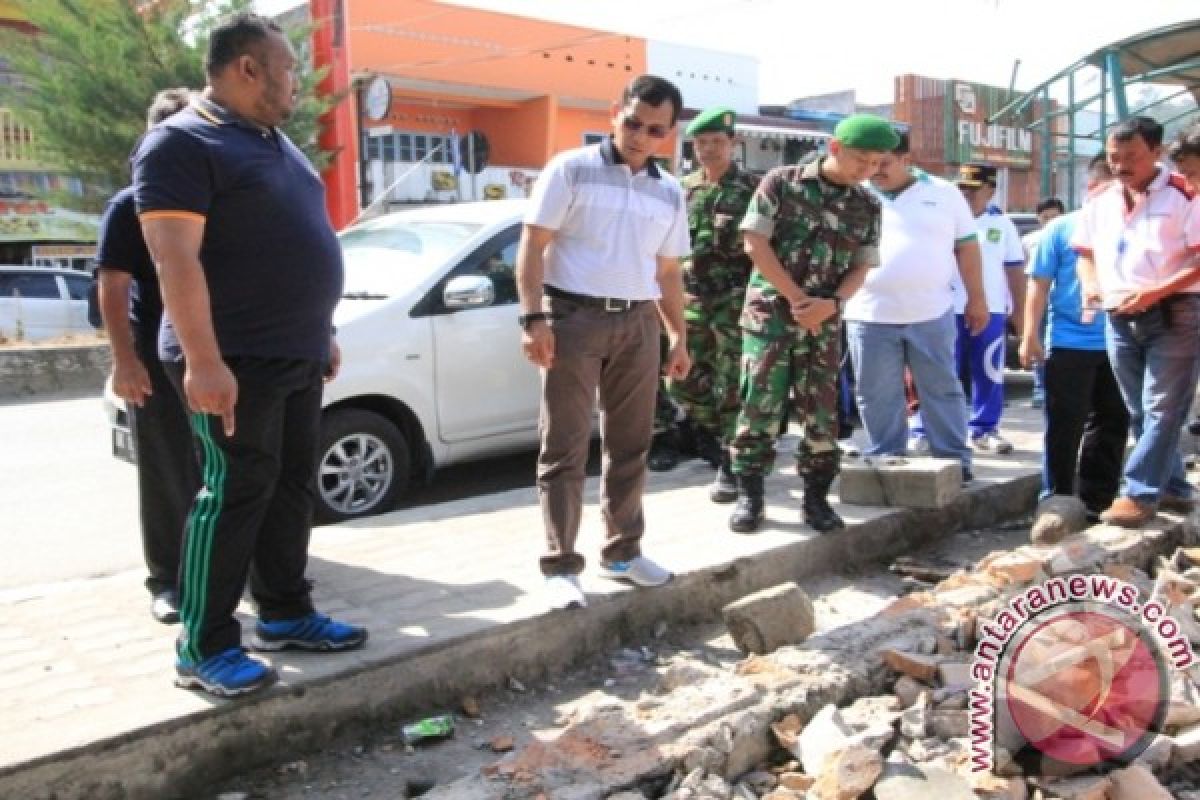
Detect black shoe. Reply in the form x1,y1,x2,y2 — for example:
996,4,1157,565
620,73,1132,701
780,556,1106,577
151,590,180,625
729,475,765,533
690,424,724,469
709,453,737,504
962,467,975,487
647,431,680,472
802,473,844,533
1188,418,1200,437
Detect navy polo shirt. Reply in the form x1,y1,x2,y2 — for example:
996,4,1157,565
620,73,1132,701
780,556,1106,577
132,98,343,362
95,186,163,340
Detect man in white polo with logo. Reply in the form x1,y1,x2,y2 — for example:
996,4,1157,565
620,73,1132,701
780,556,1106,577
516,74,691,610
1075,115,1200,527
846,130,988,480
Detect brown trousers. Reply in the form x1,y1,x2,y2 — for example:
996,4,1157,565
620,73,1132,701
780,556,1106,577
537,295,661,576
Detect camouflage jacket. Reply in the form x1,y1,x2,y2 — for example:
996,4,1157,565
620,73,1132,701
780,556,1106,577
738,155,881,334
682,163,758,296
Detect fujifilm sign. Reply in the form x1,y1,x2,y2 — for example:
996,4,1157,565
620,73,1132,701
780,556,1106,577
957,120,1032,154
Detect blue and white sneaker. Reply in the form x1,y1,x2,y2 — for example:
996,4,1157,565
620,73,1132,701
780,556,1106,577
250,612,368,652
599,556,672,587
175,647,278,698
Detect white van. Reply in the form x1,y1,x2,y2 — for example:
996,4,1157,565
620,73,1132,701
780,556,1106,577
0,266,95,342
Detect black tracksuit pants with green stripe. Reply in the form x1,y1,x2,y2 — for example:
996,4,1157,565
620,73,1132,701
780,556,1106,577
164,356,321,663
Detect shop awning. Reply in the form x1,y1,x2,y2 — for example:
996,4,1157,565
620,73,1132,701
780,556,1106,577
735,122,832,141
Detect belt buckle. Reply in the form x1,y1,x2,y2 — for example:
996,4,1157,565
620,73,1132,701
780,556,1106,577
604,297,630,313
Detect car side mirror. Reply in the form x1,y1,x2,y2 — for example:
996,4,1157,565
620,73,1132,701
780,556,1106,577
443,274,495,310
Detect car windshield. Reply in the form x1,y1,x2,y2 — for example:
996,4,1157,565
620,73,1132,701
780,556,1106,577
339,219,482,298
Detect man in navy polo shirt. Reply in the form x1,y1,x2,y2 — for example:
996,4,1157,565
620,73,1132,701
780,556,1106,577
96,87,199,626
134,12,366,698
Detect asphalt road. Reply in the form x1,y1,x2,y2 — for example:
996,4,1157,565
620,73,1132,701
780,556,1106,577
0,391,567,592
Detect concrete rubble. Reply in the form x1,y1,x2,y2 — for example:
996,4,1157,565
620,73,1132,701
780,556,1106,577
425,512,1200,800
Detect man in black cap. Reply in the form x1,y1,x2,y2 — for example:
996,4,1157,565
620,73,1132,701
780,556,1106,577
658,106,760,500
728,113,892,534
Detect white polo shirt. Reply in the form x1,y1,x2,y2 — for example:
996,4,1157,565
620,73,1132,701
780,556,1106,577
950,206,1025,314
1071,166,1200,307
524,138,690,300
844,171,976,324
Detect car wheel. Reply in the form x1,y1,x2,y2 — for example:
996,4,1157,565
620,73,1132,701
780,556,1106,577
316,408,411,523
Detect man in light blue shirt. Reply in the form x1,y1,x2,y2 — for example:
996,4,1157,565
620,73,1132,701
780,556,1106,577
1019,155,1129,520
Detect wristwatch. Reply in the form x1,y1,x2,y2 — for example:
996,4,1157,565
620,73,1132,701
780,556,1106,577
518,312,549,330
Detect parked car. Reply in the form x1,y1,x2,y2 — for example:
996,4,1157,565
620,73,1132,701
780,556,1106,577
106,199,542,522
0,265,95,342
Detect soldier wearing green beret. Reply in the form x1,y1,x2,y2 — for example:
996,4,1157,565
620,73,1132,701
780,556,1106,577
728,113,895,534
658,107,760,499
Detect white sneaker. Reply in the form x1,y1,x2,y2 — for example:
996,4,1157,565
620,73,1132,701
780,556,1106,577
544,575,587,610
907,435,931,456
971,432,1013,454
599,556,672,587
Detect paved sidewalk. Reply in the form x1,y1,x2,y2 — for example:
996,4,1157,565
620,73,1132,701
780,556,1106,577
0,400,1046,797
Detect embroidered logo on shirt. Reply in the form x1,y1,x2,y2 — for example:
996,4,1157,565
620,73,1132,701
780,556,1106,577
987,228,1003,243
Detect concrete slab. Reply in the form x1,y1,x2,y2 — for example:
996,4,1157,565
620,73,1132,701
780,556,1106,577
839,455,963,508
0,400,1048,799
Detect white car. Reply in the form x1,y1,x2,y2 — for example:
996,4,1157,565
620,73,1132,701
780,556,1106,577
319,199,540,520
0,265,95,342
108,199,543,522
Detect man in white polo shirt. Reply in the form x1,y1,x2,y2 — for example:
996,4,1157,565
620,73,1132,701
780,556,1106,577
845,131,988,479
1075,115,1200,527
516,74,691,610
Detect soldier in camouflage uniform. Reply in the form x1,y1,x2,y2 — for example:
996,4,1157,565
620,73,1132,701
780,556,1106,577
729,114,897,534
667,106,759,500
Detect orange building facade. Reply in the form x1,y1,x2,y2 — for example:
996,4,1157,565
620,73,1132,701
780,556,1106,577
321,0,805,226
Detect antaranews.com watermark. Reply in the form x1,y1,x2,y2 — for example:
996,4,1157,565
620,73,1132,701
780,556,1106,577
969,573,1195,772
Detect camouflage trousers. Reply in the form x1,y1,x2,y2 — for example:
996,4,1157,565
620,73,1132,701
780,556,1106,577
731,322,841,478
653,336,681,435
666,292,745,443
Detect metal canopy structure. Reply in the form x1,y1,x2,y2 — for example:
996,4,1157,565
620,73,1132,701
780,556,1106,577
989,19,1200,207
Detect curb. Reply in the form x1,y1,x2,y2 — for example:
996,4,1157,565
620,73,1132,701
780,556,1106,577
0,343,110,400
0,473,1039,800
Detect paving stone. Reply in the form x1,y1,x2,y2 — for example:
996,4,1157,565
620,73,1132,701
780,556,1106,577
838,457,962,509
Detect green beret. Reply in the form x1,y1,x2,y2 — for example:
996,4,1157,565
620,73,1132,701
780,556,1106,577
686,106,737,137
833,114,900,152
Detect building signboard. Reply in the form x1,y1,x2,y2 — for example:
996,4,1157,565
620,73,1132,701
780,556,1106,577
944,80,1034,168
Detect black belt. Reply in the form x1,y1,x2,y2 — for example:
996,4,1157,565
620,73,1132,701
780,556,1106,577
544,285,648,312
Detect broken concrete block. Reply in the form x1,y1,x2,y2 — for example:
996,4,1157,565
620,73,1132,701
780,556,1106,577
1038,774,1111,800
873,761,975,800
929,709,968,739
1031,495,1089,545
812,743,882,800
980,548,1046,587
838,456,962,508
1046,538,1108,576
1171,722,1200,768
1108,764,1173,800
882,649,940,683
970,773,1027,800
796,704,853,776
776,772,814,791
1135,733,1173,773
892,676,931,709
722,582,816,656
937,661,973,689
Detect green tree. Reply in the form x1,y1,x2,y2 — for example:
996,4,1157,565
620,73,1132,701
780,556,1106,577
0,0,333,210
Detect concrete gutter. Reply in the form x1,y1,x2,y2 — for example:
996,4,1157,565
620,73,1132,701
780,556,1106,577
0,343,110,400
0,470,1039,800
